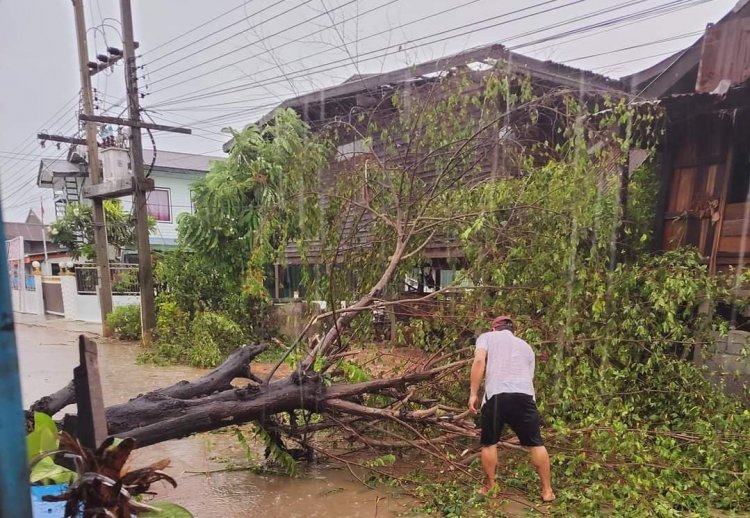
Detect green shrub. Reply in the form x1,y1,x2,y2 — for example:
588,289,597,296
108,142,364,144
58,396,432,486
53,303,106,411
106,304,141,341
141,303,247,368
186,339,223,369
189,312,246,367
154,296,190,344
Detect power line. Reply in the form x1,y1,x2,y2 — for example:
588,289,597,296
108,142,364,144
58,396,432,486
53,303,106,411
141,0,409,91
146,0,571,100
0,121,79,199
563,30,702,63
79,0,708,165
0,93,80,171
141,0,259,59
145,0,364,88
147,0,698,111
148,0,680,108
145,0,315,79
146,1,287,69
0,116,80,197
1,141,73,208
593,49,681,71
144,24,706,140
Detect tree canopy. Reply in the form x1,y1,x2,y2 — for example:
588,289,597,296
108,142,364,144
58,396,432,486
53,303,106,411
48,200,154,260
177,108,330,299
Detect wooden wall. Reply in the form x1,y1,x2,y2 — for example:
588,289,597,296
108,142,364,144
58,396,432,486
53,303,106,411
660,113,737,271
717,202,750,269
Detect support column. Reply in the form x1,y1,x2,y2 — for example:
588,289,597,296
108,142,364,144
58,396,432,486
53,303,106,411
60,270,79,321
34,271,44,316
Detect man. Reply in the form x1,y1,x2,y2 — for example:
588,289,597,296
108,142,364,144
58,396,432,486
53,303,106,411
468,315,555,501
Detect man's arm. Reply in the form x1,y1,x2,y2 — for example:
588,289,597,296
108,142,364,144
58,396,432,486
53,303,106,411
468,347,487,413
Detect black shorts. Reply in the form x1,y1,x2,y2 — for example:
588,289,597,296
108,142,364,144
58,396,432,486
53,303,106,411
480,393,544,447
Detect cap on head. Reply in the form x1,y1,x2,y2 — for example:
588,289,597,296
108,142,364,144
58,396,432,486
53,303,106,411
492,315,513,330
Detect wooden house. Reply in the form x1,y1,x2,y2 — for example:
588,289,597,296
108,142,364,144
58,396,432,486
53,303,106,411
229,43,628,300
624,0,750,273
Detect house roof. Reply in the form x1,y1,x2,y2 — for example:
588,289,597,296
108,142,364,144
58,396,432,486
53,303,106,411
622,0,750,98
224,43,625,151
37,149,223,186
37,157,83,186
142,149,222,173
4,222,52,243
25,210,42,225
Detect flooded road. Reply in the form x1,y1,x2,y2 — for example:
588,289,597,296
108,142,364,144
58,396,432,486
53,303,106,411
15,313,417,517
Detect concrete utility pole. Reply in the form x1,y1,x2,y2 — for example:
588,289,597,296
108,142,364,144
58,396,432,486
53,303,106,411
120,0,156,344
72,0,114,336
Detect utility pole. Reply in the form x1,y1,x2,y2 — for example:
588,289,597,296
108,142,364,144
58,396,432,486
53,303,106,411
72,0,114,336
120,0,156,345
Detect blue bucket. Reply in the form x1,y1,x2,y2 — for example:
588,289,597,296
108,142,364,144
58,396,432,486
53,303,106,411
31,484,68,517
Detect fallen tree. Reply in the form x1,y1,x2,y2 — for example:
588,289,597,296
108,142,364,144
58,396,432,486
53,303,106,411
29,342,474,449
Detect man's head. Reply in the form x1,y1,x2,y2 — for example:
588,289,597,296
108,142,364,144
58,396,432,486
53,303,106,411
491,315,515,333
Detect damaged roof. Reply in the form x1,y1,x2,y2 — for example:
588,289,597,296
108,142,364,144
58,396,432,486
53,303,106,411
224,43,625,151
622,0,750,98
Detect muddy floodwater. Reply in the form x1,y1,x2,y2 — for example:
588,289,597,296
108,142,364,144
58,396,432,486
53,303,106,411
16,314,418,517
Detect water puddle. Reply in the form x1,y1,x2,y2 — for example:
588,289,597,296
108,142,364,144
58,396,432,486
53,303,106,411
15,314,419,517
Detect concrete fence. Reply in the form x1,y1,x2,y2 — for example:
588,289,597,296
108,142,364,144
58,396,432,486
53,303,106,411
59,272,140,323
11,269,139,324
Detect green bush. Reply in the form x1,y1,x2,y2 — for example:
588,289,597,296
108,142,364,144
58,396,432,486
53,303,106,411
142,299,247,368
186,339,223,369
106,304,141,341
189,312,246,367
153,249,268,340
154,296,190,344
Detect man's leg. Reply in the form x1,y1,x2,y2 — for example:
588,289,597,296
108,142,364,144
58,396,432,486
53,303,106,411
480,444,497,493
478,395,501,494
530,446,555,502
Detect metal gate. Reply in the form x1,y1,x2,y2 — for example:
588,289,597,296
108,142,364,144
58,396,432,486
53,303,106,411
41,276,64,315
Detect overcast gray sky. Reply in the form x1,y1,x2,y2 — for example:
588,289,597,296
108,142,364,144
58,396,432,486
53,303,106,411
0,0,738,221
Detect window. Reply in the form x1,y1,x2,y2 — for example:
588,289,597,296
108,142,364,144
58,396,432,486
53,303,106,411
146,188,171,222
728,121,750,204
729,150,750,204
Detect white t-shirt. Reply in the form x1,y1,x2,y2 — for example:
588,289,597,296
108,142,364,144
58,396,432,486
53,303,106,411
475,329,535,402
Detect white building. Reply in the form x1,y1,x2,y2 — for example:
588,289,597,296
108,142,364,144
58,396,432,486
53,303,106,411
37,147,222,252
28,147,222,323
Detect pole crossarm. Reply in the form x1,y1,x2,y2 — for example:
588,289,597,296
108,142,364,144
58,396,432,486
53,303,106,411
79,114,192,134
36,133,88,146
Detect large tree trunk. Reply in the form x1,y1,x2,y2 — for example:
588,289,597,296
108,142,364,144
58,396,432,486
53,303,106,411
28,343,471,449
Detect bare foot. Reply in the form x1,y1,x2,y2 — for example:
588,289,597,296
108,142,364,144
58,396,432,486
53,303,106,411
477,484,496,496
541,491,556,503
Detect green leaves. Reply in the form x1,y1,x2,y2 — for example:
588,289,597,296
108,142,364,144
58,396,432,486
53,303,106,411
365,454,396,468
48,200,155,260
178,108,330,300
27,412,75,485
106,304,142,340
140,503,194,517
